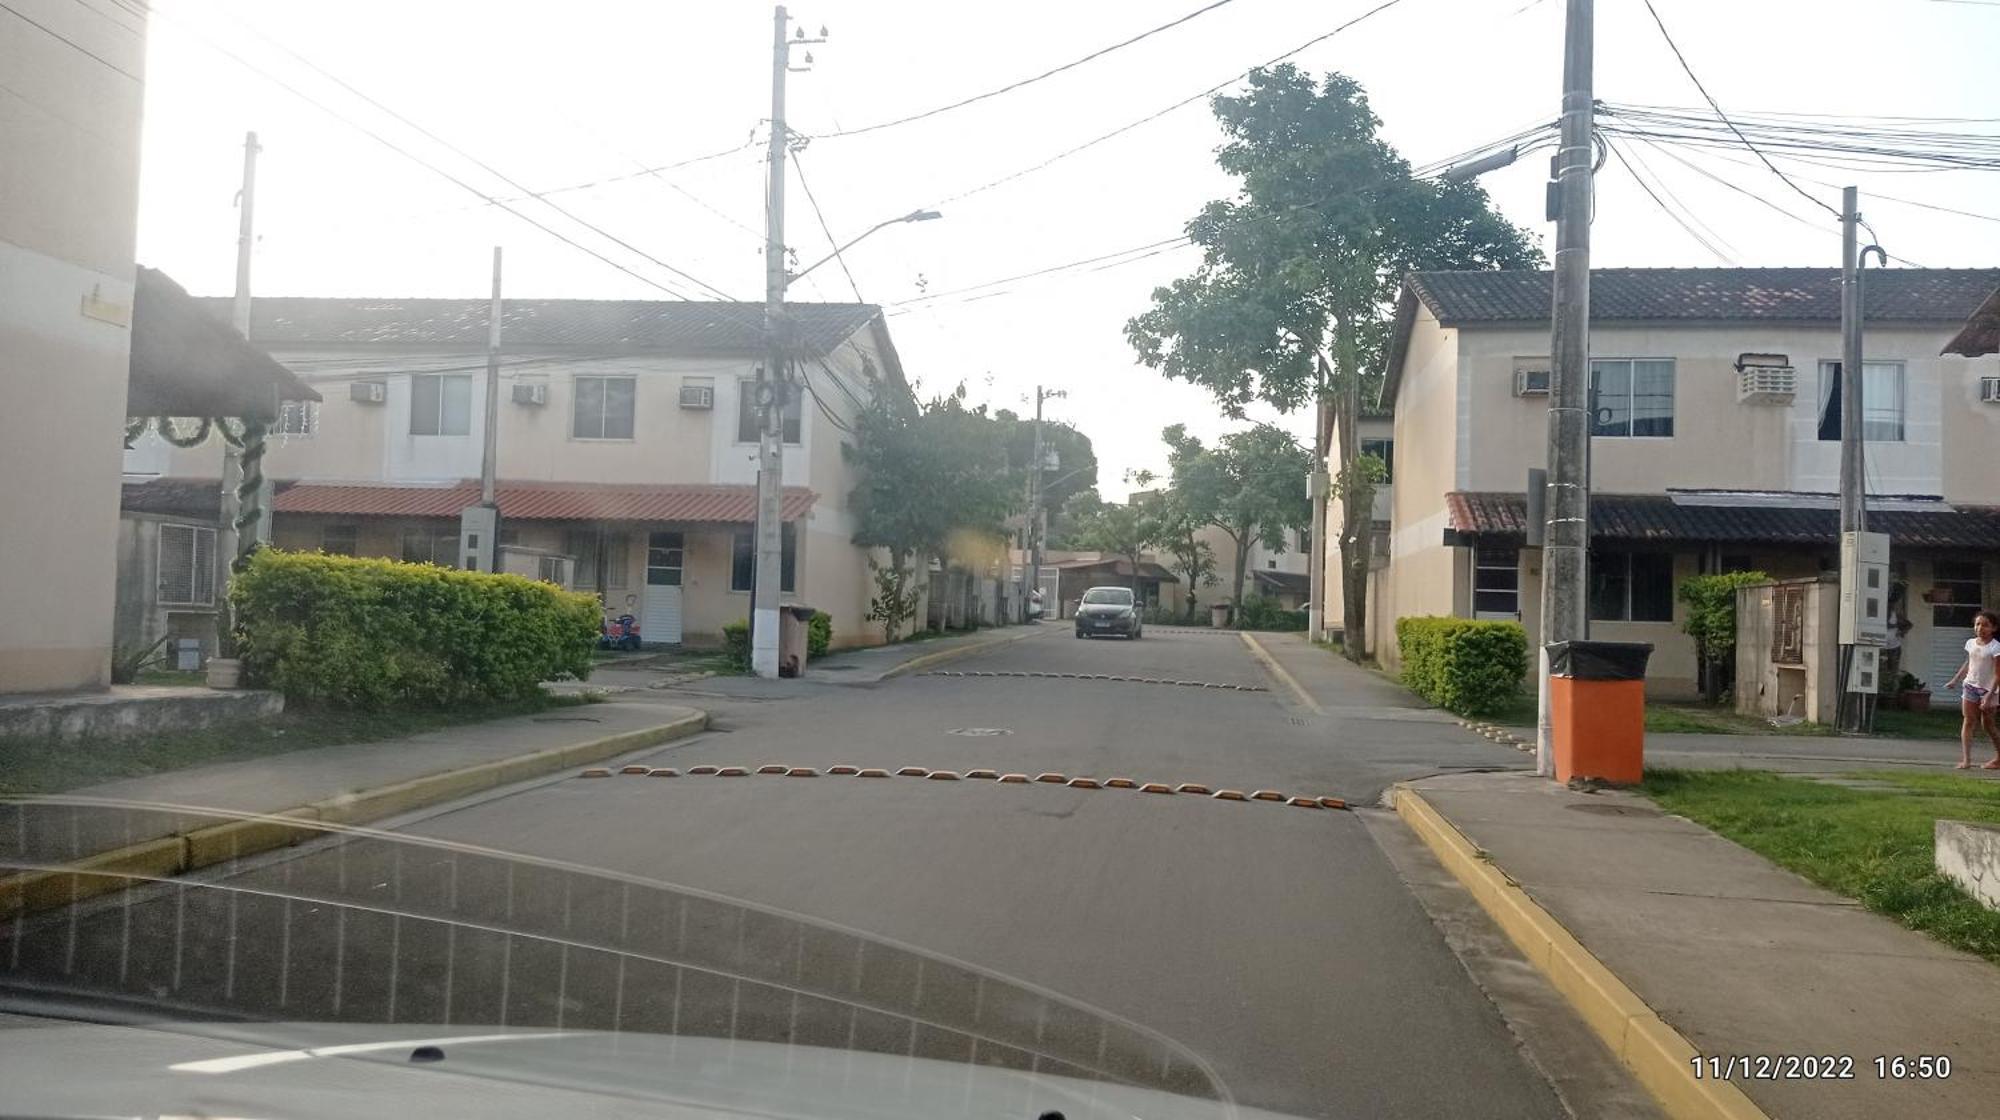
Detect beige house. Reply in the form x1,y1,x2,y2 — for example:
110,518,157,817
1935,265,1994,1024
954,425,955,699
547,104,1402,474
1349,267,2000,699
0,2,150,692
128,299,915,651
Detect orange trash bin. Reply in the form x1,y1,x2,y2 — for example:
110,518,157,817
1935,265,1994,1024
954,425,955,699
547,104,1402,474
1548,640,1653,786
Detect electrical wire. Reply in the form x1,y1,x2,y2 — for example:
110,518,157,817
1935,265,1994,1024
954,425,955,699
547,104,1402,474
1604,137,1735,264
886,236,1193,309
2,0,141,80
811,0,1244,139
791,154,865,302
1659,140,2000,228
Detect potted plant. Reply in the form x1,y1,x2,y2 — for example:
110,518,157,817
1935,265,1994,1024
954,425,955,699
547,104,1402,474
1898,672,1931,712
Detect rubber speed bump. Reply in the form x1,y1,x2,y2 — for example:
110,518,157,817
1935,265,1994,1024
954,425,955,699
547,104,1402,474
857,768,891,778
896,766,930,777
1176,783,1211,795
716,766,749,777
756,764,789,775
998,773,1030,784
828,765,859,775
1067,777,1100,789
927,770,961,781
648,768,679,777
1139,782,1174,794
1251,790,1286,802
1034,773,1066,784
1103,778,1137,789
620,765,651,775
965,768,999,780
580,768,612,778
1318,796,1347,810
688,765,719,776
1287,797,1323,809
1212,789,1248,801
786,767,818,777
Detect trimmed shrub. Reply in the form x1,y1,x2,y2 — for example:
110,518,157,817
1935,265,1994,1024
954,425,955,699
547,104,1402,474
723,620,751,670
1396,616,1528,716
1237,595,1308,632
230,549,599,709
808,610,833,658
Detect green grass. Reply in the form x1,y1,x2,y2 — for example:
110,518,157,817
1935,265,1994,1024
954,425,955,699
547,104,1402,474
1644,702,1835,737
1871,704,1978,741
0,693,591,797
1643,768,2000,963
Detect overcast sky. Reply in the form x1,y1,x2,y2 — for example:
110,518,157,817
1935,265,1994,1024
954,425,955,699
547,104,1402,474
128,0,1999,495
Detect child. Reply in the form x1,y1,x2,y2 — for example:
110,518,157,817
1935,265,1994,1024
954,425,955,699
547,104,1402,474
1944,609,2000,770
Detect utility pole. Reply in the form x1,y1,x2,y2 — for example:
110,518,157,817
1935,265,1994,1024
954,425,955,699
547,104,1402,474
218,131,259,591
1835,187,1889,733
1308,396,1330,645
459,247,503,573
1025,387,1064,622
1535,0,1594,778
752,6,823,677
1838,188,1863,541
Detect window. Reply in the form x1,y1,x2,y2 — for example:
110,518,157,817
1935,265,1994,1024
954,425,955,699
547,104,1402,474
536,555,566,584
157,524,215,606
276,400,316,438
1590,550,1675,622
1359,437,1394,483
648,531,686,588
736,380,802,444
320,525,358,556
400,528,458,567
1589,359,1675,437
1772,584,1806,664
1473,546,1519,618
1817,361,1904,442
572,375,636,440
565,530,631,592
1931,560,1984,630
410,374,472,436
730,524,797,592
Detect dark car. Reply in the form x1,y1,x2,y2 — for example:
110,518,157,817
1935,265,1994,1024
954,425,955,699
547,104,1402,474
1074,586,1142,639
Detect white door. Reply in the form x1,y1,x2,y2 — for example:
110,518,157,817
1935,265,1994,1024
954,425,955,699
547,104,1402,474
642,531,684,645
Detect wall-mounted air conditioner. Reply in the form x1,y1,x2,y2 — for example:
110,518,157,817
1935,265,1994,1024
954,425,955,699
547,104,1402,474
511,383,547,406
1981,376,2000,403
350,381,386,404
1513,367,1550,396
1737,364,1797,403
679,383,715,410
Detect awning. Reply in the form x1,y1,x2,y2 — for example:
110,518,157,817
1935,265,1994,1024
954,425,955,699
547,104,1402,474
126,267,319,421
1446,491,2000,550
1253,569,1311,596
1942,286,2000,357
274,481,817,523
1050,558,1179,582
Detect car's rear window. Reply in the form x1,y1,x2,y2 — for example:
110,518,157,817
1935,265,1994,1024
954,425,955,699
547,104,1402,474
1082,588,1133,605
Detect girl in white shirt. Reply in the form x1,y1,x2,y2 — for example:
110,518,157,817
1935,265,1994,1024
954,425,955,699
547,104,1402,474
1945,609,2000,770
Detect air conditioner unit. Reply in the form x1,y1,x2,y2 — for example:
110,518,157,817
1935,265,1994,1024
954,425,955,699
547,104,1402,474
679,383,715,410
1737,363,1798,403
350,380,386,404
1513,367,1551,396
511,382,547,406
1981,376,2000,403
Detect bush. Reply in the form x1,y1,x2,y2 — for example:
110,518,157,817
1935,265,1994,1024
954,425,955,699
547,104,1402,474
808,611,832,658
1237,595,1308,632
1143,605,1205,626
230,549,599,709
723,619,751,670
1396,616,1528,716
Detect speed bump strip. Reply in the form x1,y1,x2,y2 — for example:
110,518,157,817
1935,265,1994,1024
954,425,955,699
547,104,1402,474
857,768,890,778
1250,790,1286,802
926,770,961,781
896,766,930,777
688,765,719,775
1176,783,1211,795
756,764,789,775
828,765,859,775
786,767,818,777
1103,778,1138,789
920,670,1266,692
1140,782,1174,794
998,773,1030,783
1067,777,1100,789
1394,786,1767,1120
648,768,679,777
715,766,749,776
1287,797,1322,809
620,765,651,775
1212,790,1247,801
1035,773,1066,784
580,768,612,778
965,768,1000,780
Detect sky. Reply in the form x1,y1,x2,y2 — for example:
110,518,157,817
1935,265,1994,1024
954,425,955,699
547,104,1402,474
124,0,2000,497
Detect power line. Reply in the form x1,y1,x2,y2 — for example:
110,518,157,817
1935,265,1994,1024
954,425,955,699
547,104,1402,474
1670,142,2000,227
1605,137,1735,264
791,154,865,302
2,0,141,80
1638,0,1844,222
813,0,1244,140
887,236,1192,309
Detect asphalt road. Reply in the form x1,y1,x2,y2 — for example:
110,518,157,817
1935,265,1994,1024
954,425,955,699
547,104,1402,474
8,630,1589,1119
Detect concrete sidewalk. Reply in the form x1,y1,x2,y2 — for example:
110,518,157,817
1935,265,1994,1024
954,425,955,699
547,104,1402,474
1400,771,1999,1120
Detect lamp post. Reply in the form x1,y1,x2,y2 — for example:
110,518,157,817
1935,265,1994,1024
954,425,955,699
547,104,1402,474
788,209,942,287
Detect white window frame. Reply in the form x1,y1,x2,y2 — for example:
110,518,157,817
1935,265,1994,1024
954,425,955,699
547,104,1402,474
157,523,217,607
571,375,637,441
276,400,317,439
1817,360,1905,443
410,373,473,436
1472,546,1519,620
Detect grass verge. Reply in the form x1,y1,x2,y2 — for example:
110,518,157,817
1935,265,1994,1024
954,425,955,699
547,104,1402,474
0,694,593,797
1643,768,2000,963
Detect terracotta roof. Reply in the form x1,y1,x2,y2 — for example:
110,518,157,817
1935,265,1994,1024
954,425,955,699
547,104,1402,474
1409,268,2000,326
1446,491,2000,549
1943,286,2000,357
274,481,816,523
195,297,881,356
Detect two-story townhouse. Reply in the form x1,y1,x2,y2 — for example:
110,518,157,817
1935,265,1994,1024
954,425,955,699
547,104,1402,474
123,298,914,651
1357,267,2000,699
1322,407,1395,638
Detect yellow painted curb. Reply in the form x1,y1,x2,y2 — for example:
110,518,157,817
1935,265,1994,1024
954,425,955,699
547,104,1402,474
1392,785,1768,1120
1237,632,1322,714
881,626,1045,679
2,711,708,920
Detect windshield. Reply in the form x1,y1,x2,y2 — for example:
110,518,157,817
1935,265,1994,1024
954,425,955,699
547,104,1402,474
1082,588,1135,605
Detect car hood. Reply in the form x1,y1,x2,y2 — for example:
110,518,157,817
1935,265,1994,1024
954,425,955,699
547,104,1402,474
0,1019,1281,1120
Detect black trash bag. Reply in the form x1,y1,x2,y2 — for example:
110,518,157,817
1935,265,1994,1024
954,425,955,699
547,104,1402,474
1547,640,1653,680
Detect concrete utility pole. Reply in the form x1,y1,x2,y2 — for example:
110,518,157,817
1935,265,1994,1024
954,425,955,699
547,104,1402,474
458,247,504,573
1535,0,1594,778
1308,396,1330,644
219,131,260,586
1836,187,1889,733
1023,386,1065,621
752,6,824,677
1838,188,1864,541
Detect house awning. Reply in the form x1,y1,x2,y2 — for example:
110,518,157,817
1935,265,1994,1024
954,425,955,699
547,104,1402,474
273,481,817,524
1942,287,2000,357
1050,558,1180,582
1446,491,2000,550
126,267,319,421
1253,569,1311,596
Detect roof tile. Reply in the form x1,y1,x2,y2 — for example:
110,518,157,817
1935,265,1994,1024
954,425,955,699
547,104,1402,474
1410,268,2000,325
1447,491,2000,549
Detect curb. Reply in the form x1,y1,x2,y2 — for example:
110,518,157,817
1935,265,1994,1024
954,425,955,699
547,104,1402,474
881,626,1046,680
1391,785,1767,1120
1,710,708,918
1237,632,1322,714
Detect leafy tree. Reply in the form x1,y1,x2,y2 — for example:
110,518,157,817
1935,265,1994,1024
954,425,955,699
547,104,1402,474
844,383,1016,641
993,411,1099,523
1126,65,1539,660
1677,571,1767,702
1161,423,1311,614
1045,489,1105,550
1072,497,1164,597
1154,493,1217,620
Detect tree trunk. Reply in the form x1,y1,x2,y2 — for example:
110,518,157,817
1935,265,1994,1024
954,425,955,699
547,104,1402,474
1332,316,1371,663
1228,526,1250,622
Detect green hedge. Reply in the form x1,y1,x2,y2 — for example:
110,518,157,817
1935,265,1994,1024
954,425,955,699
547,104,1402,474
723,611,833,669
808,611,833,658
1237,595,1308,632
230,549,599,709
1396,616,1528,716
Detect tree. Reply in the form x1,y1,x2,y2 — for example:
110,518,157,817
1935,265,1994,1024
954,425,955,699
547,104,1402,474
1154,493,1217,620
844,383,1016,642
1072,497,1164,597
1161,423,1311,615
1126,65,1540,660
1677,571,1768,703
993,411,1099,523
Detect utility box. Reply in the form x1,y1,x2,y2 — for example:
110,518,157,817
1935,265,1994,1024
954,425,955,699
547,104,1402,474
1547,640,1653,786
779,604,817,678
458,504,499,573
1837,530,1890,646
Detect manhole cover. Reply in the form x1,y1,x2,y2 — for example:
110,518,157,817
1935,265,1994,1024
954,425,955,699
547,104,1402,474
948,728,1014,736
1563,802,1661,817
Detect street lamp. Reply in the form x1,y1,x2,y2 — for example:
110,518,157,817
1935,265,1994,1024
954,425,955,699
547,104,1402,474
789,209,942,287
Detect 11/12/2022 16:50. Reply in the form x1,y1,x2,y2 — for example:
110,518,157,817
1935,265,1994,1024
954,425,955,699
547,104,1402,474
1689,1055,1953,1080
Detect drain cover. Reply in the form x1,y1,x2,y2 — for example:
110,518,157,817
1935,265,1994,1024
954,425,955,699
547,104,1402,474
948,727,1014,736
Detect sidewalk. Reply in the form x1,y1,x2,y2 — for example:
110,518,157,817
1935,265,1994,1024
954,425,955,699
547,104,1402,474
2,699,706,894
